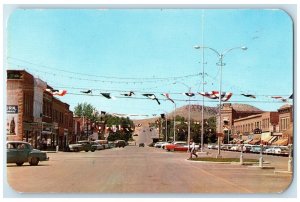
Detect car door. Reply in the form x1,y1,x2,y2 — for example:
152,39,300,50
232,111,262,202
16,143,30,163
7,143,18,163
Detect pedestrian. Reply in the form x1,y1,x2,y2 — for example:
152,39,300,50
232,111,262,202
190,140,198,159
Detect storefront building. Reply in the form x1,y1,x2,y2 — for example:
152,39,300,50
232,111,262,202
6,70,74,150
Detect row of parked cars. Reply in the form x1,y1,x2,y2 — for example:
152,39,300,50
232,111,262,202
68,140,126,152
153,141,200,152
207,143,290,156
6,139,128,167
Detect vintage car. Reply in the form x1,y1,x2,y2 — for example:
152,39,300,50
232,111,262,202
154,141,167,148
114,140,126,148
165,141,199,152
68,141,97,152
7,141,49,166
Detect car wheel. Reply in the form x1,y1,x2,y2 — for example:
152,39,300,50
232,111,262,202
85,150,89,152
91,149,95,152
29,157,39,166
16,162,24,166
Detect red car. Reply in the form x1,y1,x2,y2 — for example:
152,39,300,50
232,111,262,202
165,142,188,152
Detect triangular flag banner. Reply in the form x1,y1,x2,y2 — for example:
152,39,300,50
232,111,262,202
183,92,195,97
241,94,256,99
142,94,160,105
271,96,288,103
121,91,135,96
81,89,92,94
162,93,175,103
199,91,219,99
45,89,67,96
100,93,113,99
289,94,293,99
199,91,232,101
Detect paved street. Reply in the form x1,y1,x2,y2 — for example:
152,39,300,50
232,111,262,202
6,144,293,195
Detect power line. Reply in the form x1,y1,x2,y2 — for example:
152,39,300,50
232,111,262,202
7,57,202,81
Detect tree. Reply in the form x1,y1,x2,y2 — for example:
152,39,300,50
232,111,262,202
74,102,97,122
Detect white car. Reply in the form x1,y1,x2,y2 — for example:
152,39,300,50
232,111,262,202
154,142,167,148
265,147,281,154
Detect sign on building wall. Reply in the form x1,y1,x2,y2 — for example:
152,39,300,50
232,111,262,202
6,105,19,136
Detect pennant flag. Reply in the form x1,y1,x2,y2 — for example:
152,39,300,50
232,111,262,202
81,89,92,94
221,92,233,101
183,92,195,97
289,94,293,99
121,91,135,96
198,91,232,101
45,89,67,96
271,96,288,102
161,93,175,103
199,91,219,99
241,94,256,99
100,93,113,99
271,96,283,99
142,94,160,105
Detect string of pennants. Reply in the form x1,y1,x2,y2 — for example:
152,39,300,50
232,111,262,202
45,88,293,105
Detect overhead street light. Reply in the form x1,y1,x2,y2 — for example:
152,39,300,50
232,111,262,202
193,45,247,158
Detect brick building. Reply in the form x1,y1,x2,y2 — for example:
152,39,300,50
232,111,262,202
217,103,263,141
220,102,293,146
6,70,74,150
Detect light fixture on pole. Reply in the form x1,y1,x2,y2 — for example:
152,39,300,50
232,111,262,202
194,45,247,158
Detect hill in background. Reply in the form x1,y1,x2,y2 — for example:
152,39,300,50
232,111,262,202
133,103,264,126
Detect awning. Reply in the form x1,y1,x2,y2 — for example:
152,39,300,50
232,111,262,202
249,139,261,145
273,138,288,146
261,132,271,141
261,136,273,144
244,139,253,144
268,136,278,144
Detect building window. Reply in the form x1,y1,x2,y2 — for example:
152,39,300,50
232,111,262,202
280,117,290,131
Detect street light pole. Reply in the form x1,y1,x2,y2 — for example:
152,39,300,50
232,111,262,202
173,102,176,142
165,114,168,142
194,45,247,158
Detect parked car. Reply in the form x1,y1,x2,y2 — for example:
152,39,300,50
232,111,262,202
69,141,96,152
7,141,49,166
230,145,239,151
265,147,282,154
207,144,217,149
154,142,167,148
250,146,262,153
139,143,145,147
91,142,105,150
94,140,110,149
68,143,83,152
115,140,126,148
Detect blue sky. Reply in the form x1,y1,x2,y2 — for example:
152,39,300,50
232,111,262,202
5,9,293,119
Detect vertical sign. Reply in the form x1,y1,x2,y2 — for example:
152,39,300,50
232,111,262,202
7,105,19,136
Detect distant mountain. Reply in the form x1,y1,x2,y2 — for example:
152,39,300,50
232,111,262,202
132,103,265,126
168,104,218,121
133,104,218,126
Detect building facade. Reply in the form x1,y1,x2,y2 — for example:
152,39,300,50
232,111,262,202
6,70,74,150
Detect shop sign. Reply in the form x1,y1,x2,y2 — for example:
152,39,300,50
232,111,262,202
7,105,18,114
